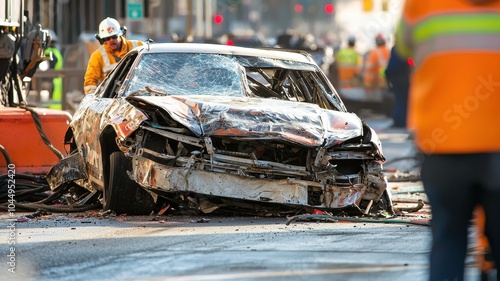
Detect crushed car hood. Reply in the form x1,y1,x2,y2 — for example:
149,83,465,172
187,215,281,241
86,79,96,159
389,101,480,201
129,95,363,147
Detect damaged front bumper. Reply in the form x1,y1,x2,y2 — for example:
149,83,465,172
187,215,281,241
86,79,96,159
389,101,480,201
132,155,374,209
46,126,392,216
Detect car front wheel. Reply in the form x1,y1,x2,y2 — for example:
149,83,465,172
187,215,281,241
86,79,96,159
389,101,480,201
103,152,156,215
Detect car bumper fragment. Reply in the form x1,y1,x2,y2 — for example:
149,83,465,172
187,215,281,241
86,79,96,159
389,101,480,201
132,155,368,210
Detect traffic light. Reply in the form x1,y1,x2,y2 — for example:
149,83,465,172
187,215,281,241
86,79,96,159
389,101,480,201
363,0,373,12
324,3,334,14
214,14,224,25
294,4,303,13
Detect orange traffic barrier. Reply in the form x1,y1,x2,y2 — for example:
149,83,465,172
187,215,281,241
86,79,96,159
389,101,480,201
0,107,71,174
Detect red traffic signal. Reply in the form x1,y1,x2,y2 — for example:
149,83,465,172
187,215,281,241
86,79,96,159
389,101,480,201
214,14,224,24
324,3,334,14
294,4,303,13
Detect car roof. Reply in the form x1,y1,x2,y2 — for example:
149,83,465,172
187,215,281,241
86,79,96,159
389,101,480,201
140,43,316,65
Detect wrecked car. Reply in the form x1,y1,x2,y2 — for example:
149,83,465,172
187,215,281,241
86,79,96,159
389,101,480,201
47,43,393,216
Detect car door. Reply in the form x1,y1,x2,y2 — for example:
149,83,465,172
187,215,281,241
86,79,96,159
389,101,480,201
71,51,142,190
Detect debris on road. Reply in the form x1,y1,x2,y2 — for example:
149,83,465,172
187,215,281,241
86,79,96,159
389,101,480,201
285,213,430,226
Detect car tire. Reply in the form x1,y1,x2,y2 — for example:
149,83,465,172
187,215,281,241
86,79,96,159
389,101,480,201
104,152,156,215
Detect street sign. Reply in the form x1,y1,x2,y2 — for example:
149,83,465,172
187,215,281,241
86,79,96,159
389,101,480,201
127,2,143,20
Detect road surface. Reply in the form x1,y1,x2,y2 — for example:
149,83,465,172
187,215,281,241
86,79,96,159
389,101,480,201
0,115,484,281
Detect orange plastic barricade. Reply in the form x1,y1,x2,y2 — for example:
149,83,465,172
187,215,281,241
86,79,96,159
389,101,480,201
0,107,71,174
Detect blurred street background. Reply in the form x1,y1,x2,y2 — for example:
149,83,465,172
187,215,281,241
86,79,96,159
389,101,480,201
23,0,405,116
33,0,401,52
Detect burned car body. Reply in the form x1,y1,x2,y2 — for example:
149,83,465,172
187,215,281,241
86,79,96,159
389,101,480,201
48,43,393,216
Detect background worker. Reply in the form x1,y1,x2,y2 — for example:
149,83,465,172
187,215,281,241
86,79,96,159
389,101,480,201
84,17,143,94
384,45,412,128
363,34,390,96
43,37,63,109
334,35,362,89
396,0,500,280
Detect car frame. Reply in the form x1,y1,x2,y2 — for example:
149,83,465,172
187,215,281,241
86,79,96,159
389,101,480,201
47,43,393,216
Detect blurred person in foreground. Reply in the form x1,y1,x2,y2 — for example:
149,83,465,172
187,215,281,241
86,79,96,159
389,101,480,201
84,17,143,94
384,46,412,128
363,34,390,97
334,35,362,89
395,0,500,280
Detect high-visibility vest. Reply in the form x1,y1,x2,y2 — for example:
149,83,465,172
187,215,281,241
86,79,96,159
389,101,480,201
363,46,389,90
44,47,64,109
396,0,500,153
335,47,361,87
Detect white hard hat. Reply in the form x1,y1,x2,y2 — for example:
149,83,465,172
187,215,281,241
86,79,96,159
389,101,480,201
98,17,122,39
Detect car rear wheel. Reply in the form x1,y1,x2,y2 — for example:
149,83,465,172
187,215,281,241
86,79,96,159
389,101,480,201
104,152,156,215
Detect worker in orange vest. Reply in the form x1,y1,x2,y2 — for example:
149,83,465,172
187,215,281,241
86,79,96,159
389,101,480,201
334,35,362,89
363,34,390,94
84,17,143,94
396,0,500,280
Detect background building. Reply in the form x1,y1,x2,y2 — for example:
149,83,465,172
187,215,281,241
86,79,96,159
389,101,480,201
19,0,401,110
29,0,401,50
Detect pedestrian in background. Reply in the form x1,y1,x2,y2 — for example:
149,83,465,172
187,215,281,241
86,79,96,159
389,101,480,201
335,35,362,89
384,45,412,128
395,0,500,280
363,34,390,96
44,38,63,109
84,17,143,94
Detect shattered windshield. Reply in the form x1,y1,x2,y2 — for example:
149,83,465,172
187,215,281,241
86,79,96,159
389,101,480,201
126,53,245,97
123,51,344,111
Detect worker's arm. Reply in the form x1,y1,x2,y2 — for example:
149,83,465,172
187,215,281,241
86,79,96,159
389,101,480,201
83,51,103,94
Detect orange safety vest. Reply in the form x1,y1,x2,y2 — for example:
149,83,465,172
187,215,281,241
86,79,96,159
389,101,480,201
335,47,361,88
396,0,500,154
363,46,390,91
84,36,142,94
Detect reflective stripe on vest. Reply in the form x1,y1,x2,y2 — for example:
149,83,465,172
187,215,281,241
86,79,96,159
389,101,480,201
98,46,116,74
336,48,358,67
99,41,140,74
404,11,500,66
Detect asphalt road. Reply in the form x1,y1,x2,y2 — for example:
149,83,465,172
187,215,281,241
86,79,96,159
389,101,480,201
1,214,432,281
0,115,484,281
0,211,481,281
